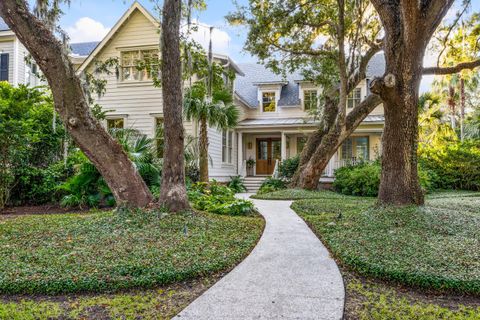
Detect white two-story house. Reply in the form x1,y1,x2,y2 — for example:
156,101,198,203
0,18,42,87
71,1,385,189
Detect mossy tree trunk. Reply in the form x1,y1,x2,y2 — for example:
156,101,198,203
158,0,191,212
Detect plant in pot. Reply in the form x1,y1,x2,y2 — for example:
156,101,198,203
246,157,256,176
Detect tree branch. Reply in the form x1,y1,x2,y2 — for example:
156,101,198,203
423,59,480,75
345,94,382,131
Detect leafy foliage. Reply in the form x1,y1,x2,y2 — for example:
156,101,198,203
419,141,480,191
333,161,381,197
277,156,300,180
188,181,255,216
0,208,264,294
0,83,65,208
228,176,247,193
59,129,161,208
257,177,287,195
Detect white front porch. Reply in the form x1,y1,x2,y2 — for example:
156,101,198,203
236,130,340,178
236,130,382,179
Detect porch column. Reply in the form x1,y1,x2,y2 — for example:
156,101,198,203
281,131,287,160
237,132,244,176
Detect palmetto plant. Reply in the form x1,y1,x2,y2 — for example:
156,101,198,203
184,83,239,182
59,129,161,208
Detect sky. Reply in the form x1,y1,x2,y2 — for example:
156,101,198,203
57,0,480,92
59,0,252,63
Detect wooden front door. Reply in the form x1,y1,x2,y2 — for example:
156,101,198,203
256,138,281,175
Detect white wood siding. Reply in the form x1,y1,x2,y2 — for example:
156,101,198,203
208,127,237,181
87,9,164,136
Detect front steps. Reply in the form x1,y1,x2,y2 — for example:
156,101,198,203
243,176,268,193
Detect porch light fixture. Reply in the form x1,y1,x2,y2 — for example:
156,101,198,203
247,142,253,149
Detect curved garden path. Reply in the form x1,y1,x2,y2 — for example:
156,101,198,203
174,194,345,319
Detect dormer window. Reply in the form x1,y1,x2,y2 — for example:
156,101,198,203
347,88,362,109
303,89,318,111
262,92,276,112
121,49,159,81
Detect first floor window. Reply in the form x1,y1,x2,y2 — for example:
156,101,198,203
297,137,308,154
303,90,318,111
155,118,164,158
341,136,369,161
347,88,361,109
121,49,159,82
222,130,233,163
107,118,125,130
262,92,276,112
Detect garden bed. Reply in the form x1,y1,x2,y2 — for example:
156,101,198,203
0,208,264,295
289,191,480,295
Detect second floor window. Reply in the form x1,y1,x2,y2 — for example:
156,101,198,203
303,90,318,111
262,92,276,112
121,49,159,81
347,88,362,109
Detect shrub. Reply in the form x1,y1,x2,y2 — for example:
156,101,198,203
419,141,480,191
228,176,247,193
333,161,381,197
188,181,255,216
59,130,162,208
278,155,299,179
0,83,64,208
257,177,287,195
10,162,73,206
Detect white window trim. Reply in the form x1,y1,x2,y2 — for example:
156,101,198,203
301,88,320,111
222,129,234,165
347,87,362,109
259,90,280,113
104,115,128,129
120,48,159,83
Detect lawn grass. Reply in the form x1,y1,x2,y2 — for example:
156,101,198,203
0,209,264,295
344,272,480,320
290,191,480,294
0,276,219,320
251,188,352,200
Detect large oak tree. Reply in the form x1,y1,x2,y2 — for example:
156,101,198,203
0,0,153,208
158,0,191,211
369,0,480,205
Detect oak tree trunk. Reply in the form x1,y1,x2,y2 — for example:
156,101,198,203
291,95,382,189
199,117,209,182
159,0,191,212
0,0,153,208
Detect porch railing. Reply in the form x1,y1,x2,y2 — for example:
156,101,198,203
240,159,247,178
322,158,367,177
272,159,280,178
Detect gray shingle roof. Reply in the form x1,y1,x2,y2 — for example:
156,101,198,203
0,17,9,31
366,53,385,78
235,55,386,109
235,63,302,108
70,41,100,57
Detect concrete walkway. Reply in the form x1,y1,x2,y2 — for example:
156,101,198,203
174,195,345,320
